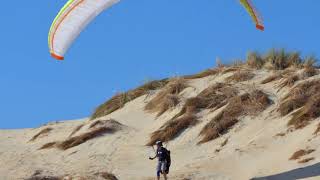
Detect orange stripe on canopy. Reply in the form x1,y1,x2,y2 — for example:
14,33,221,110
51,53,64,60
240,0,264,31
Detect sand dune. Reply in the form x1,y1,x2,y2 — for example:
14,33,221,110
1,64,320,180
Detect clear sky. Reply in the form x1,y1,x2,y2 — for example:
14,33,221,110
0,1,319,129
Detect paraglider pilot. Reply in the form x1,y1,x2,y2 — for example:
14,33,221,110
149,140,170,180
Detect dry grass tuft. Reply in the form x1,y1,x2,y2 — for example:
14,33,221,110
226,70,255,83
89,120,104,129
147,114,198,146
221,67,241,74
150,94,180,117
171,83,238,120
26,170,62,180
275,133,286,137
26,175,61,180
68,124,84,137
288,95,320,129
246,49,317,71
95,172,118,180
246,51,264,69
298,157,315,164
145,78,188,116
91,79,169,120
40,120,122,150
277,74,300,90
289,149,315,160
263,49,302,70
303,66,318,78
261,73,283,84
199,90,271,144
29,128,53,142
313,123,320,135
184,68,219,79
220,138,228,147
39,142,57,150
279,80,320,129
261,69,296,85
57,126,115,150
279,80,320,115
89,119,122,129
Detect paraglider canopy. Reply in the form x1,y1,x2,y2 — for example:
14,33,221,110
240,0,264,31
48,0,265,60
48,0,120,60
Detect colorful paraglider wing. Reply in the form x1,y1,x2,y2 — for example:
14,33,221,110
239,0,264,31
48,0,120,60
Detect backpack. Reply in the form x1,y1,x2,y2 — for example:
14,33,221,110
163,148,171,174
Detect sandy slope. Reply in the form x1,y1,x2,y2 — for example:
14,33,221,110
1,69,320,180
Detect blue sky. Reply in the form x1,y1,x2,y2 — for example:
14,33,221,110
0,1,319,129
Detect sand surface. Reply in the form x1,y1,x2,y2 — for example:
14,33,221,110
1,69,320,180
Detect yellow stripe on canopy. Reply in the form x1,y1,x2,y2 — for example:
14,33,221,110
240,0,264,31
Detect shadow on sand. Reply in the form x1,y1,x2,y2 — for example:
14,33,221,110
251,162,320,180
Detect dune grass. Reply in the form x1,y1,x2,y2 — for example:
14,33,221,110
89,119,122,129
147,114,197,146
183,68,219,79
313,123,320,135
277,74,300,90
68,124,84,137
260,49,302,70
246,51,264,69
289,149,315,160
171,83,238,120
29,128,53,142
221,66,242,74
199,90,271,144
95,172,118,180
298,157,315,164
91,79,169,120
246,49,318,71
279,80,320,115
147,94,180,117
279,80,320,129
26,171,118,180
26,175,61,180
303,65,318,78
39,142,57,150
288,94,320,129
145,78,188,117
261,73,283,84
89,120,105,129
40,127,114,150
40,120,121,150
226,70,255,82
261,69,296,85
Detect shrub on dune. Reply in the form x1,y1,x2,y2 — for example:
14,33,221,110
171,83,238,120
279,80,320,129
246,51,264,69
289,149,315,160
40,120,122,150
277,74,300,90
145,78,188,117
147,114,198,146
199,90,271,144
95,172,118,180
29,128,53,142
183,68,219,79
91,79,169,120
226,70,255,82
68,124,85,137
288,95,320,129
261,73,283,84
